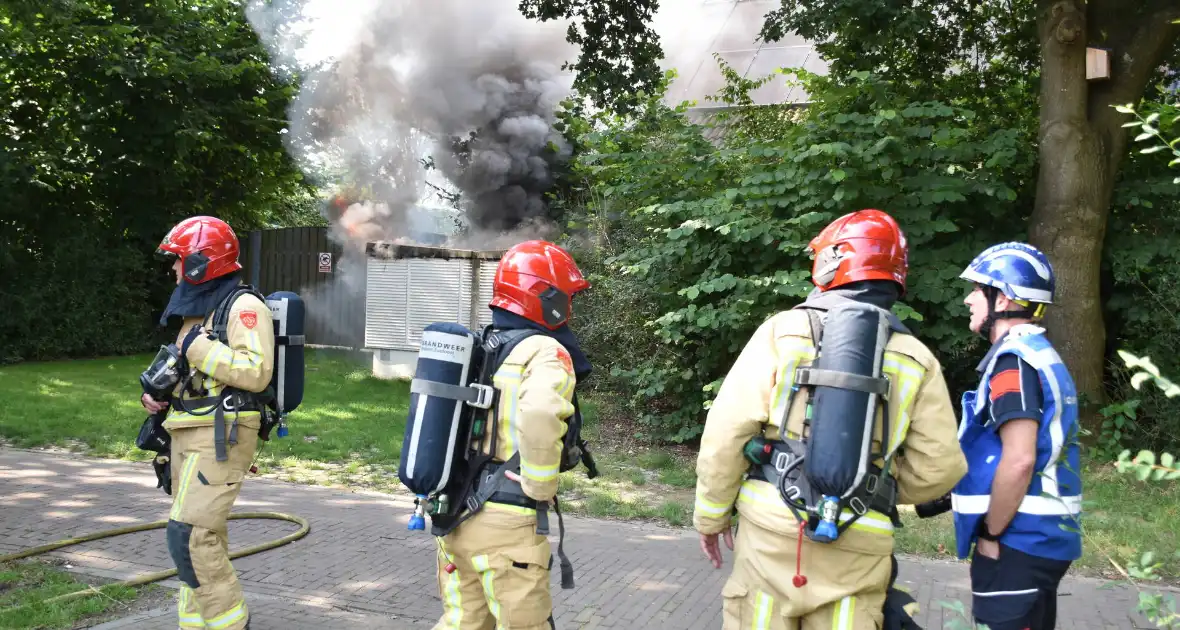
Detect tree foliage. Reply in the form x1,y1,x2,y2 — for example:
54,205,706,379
565,70,1030,441
760,0,1040,85
0,0,315,362
754,0,1180,428
561,54,1180,453
540,0,1180,446
518,0,664,115
1100,100,1180,630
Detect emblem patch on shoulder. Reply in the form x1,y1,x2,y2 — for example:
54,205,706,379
556,347,574,374
240,310,258,329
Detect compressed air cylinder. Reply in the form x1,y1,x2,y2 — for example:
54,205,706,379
802,302,890,541
266,291,306,418
398,323,478,525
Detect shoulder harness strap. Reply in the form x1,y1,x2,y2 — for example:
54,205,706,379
211,284,267,345
775,308,826,441
487,328,541,368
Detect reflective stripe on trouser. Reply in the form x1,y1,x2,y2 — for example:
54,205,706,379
179,586,205,628
431,503,554,630
167,426,256,630
719,515,889,630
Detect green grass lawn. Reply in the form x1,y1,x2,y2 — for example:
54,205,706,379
0,349,410,488
1,349,1177,581
895,463,1180,580
0,559,164,629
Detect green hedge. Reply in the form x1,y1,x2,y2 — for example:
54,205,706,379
0,230,174,364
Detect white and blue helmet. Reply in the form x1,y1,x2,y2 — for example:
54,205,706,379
960,242,1055,305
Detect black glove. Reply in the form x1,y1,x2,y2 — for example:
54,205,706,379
883,586,924,630
915,493,952,519
153,455,172,495
581,444,599,479
181,325,205,357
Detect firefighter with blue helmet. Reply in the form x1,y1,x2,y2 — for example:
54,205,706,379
950,241,1083,630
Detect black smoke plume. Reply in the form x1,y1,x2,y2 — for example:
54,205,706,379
246,0,576,249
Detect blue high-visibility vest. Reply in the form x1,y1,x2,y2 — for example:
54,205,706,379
951,324,1083,562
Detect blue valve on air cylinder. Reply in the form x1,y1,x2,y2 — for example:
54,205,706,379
408,495,427,531
277,416,289,438
812,495,840,543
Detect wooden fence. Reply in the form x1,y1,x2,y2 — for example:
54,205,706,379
238,226,366,349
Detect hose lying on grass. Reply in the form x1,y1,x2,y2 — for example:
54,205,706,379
0,512,310,607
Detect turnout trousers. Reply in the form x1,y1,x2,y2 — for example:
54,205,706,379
721,517,893,630
166,425,257,630
432,504,555,630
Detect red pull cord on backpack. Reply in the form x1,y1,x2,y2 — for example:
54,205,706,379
793,520,808,587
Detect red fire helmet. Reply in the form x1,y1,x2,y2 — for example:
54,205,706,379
808,209,908,294
490,240,590,330
157,216,242,285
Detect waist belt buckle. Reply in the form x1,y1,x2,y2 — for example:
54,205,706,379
850,496,868,516
221,395,239,411
865,474,879,495
467,384,495,410
773,450,792,474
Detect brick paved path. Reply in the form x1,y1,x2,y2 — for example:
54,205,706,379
0,447,1164,629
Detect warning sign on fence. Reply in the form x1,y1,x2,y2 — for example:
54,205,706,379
318,252,332,273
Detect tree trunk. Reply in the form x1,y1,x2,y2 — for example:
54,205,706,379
1030,0,1180,432
1029,0,1109,422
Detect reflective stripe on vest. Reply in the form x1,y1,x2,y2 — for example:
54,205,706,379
950,325,1084,562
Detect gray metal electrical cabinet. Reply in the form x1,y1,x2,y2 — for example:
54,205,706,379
363,242,504,378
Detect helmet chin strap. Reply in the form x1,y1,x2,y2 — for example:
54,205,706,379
978,285,1038,341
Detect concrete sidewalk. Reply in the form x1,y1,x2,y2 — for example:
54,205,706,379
0,447,1159,629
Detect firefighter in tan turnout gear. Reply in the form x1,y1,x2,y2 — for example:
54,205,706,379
693,209,968,630
402,240,595,630
140,216,274,630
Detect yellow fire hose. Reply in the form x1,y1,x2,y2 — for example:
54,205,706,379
0,512,309,607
